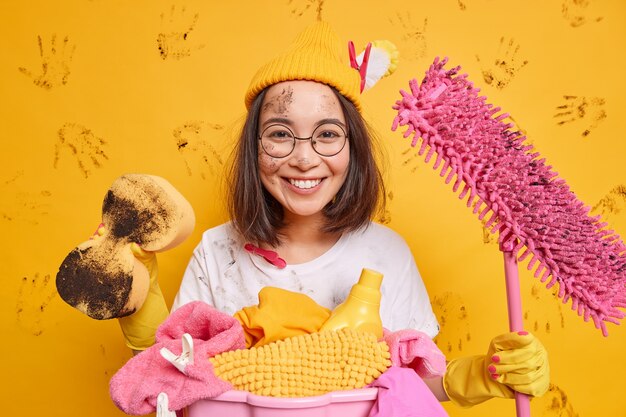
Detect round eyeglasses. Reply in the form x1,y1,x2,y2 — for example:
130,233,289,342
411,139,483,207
258,122,348,158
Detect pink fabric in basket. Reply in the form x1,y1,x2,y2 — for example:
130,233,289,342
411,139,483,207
383,329,446,378
369,367,448,417
109,301,246,415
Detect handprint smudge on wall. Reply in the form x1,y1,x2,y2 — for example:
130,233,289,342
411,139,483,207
401,147,421,174
157,5,205,60
532,384,580,417
480,217,498,245
99,345,121,378
376,191,394,225
173,121,225,179
524,283,565,335
54,123,109,178
431,292,472,354
100,345,110,376
469,198,499,245
18,34,76,90
288,0,325,20
505,114,533,146
389,13,428,61
554,95,607,137
16,273,57,336
476,37,528,90
561,0,603,28
0,172,52,224
591,185,626,233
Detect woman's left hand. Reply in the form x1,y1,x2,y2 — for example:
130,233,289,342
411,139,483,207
487,331,550,397
443,331,549,407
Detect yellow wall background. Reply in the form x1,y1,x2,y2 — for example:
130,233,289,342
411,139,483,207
1,0,625,416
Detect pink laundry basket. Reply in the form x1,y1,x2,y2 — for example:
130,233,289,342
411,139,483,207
184,388,379,417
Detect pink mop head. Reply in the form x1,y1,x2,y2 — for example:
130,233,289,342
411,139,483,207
391,57,626,336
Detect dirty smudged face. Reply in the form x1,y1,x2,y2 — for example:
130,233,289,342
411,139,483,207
258,80,350,221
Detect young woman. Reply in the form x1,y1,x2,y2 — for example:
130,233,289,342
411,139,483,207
172,79,440,338
121,20,549,407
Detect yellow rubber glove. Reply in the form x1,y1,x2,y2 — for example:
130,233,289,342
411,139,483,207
89,225,169,350
443,331,550,407
117,242,169,351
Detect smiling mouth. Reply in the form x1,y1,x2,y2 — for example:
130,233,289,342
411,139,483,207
288,178,322,189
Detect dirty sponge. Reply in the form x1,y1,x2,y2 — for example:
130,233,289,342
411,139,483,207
56,174,195,320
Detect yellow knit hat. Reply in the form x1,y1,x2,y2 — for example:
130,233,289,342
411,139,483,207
244,21,362,111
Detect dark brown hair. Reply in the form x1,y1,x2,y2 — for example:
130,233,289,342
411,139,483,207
227,87,386,247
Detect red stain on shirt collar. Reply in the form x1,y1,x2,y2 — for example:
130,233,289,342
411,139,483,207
244,243,287,269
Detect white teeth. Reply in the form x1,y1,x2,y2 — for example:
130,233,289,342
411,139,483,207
289,178,321,189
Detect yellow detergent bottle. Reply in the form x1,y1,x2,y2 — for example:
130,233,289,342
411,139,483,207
320,268,384,339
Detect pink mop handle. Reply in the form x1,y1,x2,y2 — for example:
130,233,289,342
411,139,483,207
502,248,531,417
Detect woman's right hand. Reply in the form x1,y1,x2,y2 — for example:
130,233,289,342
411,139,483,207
130,242,159,287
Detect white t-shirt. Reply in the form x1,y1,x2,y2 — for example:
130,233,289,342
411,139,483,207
172,222,439,338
